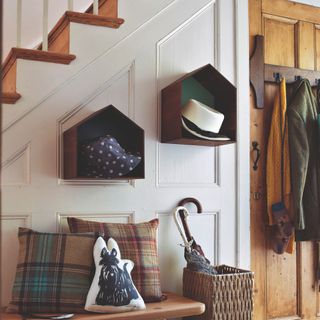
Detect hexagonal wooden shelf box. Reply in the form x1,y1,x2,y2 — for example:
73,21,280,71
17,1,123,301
161,64,237,147
63,105,145,180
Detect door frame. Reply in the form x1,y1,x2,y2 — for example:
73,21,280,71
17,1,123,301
216,0,250,268
234,0,250,268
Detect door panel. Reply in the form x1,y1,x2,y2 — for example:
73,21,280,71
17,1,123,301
262,0,320,24
316,26,320,71
297,21,315,70
264,16,296,67
250,0,320,319
266,251,298,318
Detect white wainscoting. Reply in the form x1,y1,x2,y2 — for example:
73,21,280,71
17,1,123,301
1,0,250,307
1,214,32,306
157,210,220,293
57,212,134,232
1,142,31,186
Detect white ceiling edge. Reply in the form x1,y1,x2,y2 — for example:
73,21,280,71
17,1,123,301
289,0,320,7
2,0,93,60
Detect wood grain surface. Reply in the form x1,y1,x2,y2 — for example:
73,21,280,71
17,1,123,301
1,293,205,320
250,0,320,319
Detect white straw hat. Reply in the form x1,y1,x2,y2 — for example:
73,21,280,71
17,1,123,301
181,99,229,141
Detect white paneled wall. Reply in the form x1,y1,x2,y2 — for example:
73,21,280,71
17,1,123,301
1,0,250,307
158,210,219,293
1,215,31,305
57,212,134,233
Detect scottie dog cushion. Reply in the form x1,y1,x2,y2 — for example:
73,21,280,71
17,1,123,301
85,237,145,313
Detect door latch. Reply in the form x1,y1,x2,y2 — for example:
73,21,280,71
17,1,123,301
252,141,261,171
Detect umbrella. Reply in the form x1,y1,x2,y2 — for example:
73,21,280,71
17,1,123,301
178,197,205,256
173,200,217,275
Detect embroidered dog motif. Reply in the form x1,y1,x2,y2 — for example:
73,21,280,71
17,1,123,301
96,247,139,306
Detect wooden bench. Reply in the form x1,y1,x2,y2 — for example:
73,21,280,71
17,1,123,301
1,292,205,320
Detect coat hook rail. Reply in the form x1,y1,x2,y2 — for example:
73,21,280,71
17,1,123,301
250,35,320,108
265,64,320,85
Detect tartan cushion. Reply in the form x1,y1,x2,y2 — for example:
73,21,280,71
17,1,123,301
7,228,98,313
67,217,163,302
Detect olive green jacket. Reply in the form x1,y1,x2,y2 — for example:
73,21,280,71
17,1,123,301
287,79,320,241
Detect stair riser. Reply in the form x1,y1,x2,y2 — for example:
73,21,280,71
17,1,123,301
99,0,118,18
49,23,70,54
2,61,16,93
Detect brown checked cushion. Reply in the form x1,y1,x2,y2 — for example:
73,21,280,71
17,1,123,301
6,228,98,314
67,217,163,302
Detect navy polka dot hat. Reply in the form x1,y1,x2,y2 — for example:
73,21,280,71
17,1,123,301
79,135,141,179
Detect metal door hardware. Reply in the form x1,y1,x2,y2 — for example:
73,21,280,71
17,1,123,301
252,141,261,171
252,192,262,200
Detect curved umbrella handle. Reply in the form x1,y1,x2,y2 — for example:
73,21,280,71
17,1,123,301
173,206,192,252
177,198,202,242
178,197,202,213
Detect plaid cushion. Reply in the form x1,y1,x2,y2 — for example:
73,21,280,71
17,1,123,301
7,228,98,313
67,217,163,302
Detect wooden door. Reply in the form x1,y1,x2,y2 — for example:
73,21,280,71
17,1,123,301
250,0,320,319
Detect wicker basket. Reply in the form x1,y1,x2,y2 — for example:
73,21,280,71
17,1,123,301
183,265,254,320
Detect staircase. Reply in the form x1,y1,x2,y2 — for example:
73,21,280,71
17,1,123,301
1,0,124,104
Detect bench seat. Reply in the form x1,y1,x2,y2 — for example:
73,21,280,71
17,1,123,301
1,292,205,320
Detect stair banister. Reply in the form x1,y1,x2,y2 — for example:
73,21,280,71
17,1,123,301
16,0,22,48
68,0,74,11
42,0,49,51
93,0,99,15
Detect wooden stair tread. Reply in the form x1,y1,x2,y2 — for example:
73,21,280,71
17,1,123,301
1,92,21,104
65,11,124,28
2,48,76,79
38,11,124,51
1,292,205,320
